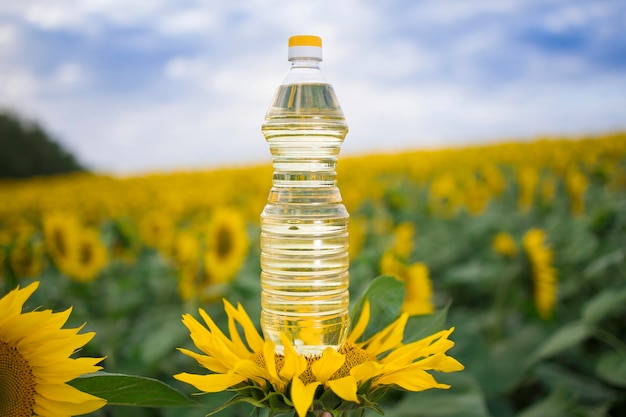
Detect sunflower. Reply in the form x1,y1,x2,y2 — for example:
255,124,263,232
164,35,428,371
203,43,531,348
348,216,367,261
0,281,106,416
492,232,518,258
400,263,435,316
523,228,558,319
8,238,44,279
202,208,249,284
65,229,108,283
138,210,175,251
391,222,415,261
42,212,80,273
565,167,588,215
175,298,463,417
517,166,538,212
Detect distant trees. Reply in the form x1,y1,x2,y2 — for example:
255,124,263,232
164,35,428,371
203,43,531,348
0,111,86,178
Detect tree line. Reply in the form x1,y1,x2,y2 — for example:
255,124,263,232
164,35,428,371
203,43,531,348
0,111,85,179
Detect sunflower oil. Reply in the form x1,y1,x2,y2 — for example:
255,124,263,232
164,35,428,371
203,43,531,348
260,36,350,355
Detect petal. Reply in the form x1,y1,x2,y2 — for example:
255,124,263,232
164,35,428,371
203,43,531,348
364,313,408,356
173,372,246,392
34,390,106,416
176,348,231,374
347,299,370,344
327,376,359,403
350,361,384,383
0,281,39,320
236,303,265,352
374,367,450,391
223,300,253,358
279,333,307,380
382,327,455,366
312,347,345,383
291,378,320,417
263,339,279,381
37,382,104,404
414,353,465,373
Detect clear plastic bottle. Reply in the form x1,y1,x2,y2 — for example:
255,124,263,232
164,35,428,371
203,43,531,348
260,35,350,355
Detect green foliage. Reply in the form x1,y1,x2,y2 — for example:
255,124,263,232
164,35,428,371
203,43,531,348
68,373,199,407
0,111,85,178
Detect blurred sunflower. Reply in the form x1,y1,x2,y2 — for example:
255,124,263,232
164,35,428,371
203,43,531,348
428,173,461,218
462,178,491,216
523,228,558,319
348,216,367,260
565,167,588,215
8,238,44,279
0,281,106,416
65,229,108,283
492,232,518,258
517,166,538,212
391,222,415,260
400,263,435,316
138,211,175,252
42,212,80,273
175,298,462,417
202,208,249,284
171,231,200,268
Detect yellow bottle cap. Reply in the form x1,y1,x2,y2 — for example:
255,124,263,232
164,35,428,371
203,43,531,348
288,35,323,61
288,35,322,48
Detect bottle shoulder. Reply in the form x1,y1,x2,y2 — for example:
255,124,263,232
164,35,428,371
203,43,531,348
264,83,345,119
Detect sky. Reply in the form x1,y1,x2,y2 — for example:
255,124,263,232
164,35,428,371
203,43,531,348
1,0,625,175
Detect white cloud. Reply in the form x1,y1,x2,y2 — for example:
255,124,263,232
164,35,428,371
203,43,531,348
1,0,624,174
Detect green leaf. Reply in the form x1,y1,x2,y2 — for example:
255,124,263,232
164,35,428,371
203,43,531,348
386,373,493,417
582,287,626,326
516,387,574,417
596,350,626,388
583,249,624,279
526,322,589,365
68,372,198,407
403,302,450,343
350,275,404,340
535,363,614,403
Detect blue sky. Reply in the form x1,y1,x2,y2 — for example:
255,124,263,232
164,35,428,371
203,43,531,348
1,0,625,174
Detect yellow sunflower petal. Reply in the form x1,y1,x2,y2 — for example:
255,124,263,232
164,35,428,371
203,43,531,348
235,303,265,352
279,333,307,380
34,394,106,417
263,339,279,381
364,313,408,356
176,348,231,374
291,377,320,417
382,328,454,366
311,347,345,383
414,353,465,373
347,299,370,344
374,366,450,391
37,382,104,404
327,376,359,403
173,371,246,392
223,299,253,358
0,281,39,320
350,360,384,383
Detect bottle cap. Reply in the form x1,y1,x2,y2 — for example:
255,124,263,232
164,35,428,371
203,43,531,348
288,35,323,61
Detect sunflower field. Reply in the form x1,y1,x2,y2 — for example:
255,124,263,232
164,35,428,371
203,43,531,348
1,131,625,417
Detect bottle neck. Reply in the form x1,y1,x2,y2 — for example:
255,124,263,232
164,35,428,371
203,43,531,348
289,58,321,69
281,58,323,85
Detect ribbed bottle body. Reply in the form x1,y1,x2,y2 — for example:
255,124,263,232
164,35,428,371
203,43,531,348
261,83,350,355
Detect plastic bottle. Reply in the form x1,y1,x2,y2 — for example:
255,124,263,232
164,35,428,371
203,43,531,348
260,35,350,355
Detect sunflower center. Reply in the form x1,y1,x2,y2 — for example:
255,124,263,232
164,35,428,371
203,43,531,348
79,241,93,264
216,226,233,259
252,342,376,386
53,228,67,256
0,339,37,417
